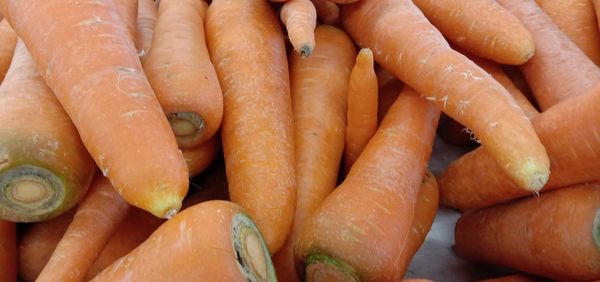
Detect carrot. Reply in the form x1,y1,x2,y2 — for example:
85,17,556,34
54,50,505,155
311,0,339,26
271,25,355,282
440,83,600,211
0,40,96,222
281,0,317,58
478,274,552,282
91,200,276,281
344,48,378,173
341,0,550,192
412,0,535,65
18,209,75,282
0,19,16,82
536,0,600,66
144,0,223,148
294,88,440,281
115,0,138,45
182,136,220,178
136,0,158,63
0,0,189,218
496,0,600,110
0,219,16,282
206,0,296,253
36,173,130,282
455,184,600,281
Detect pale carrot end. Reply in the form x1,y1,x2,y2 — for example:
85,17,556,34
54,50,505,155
300,44,313,58
167,112,206,149
232,212,277,281
148,193,183,219
356,48,373,68
518,158,550,192
594,209,600,253
303,252,359,282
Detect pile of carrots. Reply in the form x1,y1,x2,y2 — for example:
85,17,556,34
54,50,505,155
0,0,599,281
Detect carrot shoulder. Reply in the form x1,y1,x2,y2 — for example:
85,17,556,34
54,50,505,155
0,0,189,218
281,0,317,57
0,219,16,282
413,0,535,65
0,18,16,82
341,0,550,192
295,88,440,281
206,0,296,253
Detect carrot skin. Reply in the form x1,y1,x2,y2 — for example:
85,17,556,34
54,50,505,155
206,0,296,253
281,0,317,57
0,18,16,82
0,219,16,282
404,171,439,262
115,0,138,46
182,136,220,178
136,0,158,64
311,0,339,26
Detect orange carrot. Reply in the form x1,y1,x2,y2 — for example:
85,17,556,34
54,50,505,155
0,19,16,82
478,274,552,282
36,173,130,282
206,0,296,253
344,48,378,173
272,25,356,282
281,0,317,57
537,0,600,66
311,0,339,26
413,0,535,65
136,0,158,62
91,201,276,281
145,0,223,148
182,136,220,178
0,219,16,282
455,184,600,281
115,0,138,45
0,0,189,218
496,0,600,110
295,88,440,281
0,40,96,222
440,83,600,211
341,0,550,192
404,171,439,264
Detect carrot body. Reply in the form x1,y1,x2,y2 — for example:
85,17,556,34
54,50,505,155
440,83,600,211
413,0,534,65
536,0,600,66
281,0,317,57
455,184,600,281
295,88,440,281
404,171,439,263
344,48,378,173
341,0,549,192
92,200,276,281
115,0,138,45
145,0,223,148
206,0,296,253
0,40,96,222
311,0,339,26
182,136,220,178
496,0,600,110
272,25,356,282
37,173,130,282
0,19,16,82
0,0,189,218
0,220,16,282
136,0,158,63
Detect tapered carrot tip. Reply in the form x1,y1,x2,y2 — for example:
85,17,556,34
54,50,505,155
232,213,277,281
300,44,313,58
0,165,67,222
167,112,206,148
303,253,359,282
356,48,373,67
519,158,550,191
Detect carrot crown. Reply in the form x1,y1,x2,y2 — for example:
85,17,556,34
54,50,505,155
303,251,359,282
232,212,276,282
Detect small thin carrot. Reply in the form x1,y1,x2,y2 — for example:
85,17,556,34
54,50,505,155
182,136,220,178
37,173,130,282
341,0,550,192
91,201,276,281
311,0,339,26
0,18,16,82
455,184,600,281
145,0,223,148
496,0,600,110
413,0,535,65
206,0,296,253
0,40,96,222
0,219,16,282
281,0,317,58
344,48,378,173
295,88,440,281
272,24,356,282
136,0,157,62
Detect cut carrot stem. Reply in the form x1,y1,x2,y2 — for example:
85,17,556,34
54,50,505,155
0,18,16,82
0,0,190,218
295,88,440,281
0,219,16,282
206,0,296,254
272,24,356,282
496,0,600,110
341,0,550,192
136,0,158,63
182,136,221,178
91,201,276,281
36,173,130,282
311,0,339,26
0,40,96,222
281,0,317,58
455,184,600,281
344,48,378,173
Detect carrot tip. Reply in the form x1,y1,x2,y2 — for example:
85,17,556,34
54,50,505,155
163,208,178,219
167,112,206,149
299,44,313,58
303,252,359,282
527,171,549,192
232,212,276,281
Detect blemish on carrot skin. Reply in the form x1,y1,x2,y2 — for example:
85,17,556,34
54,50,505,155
117,67,136,73
121,110,147,118
127,92,149,98
78,16,103,27
457,100,470,115
443,64,456,73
